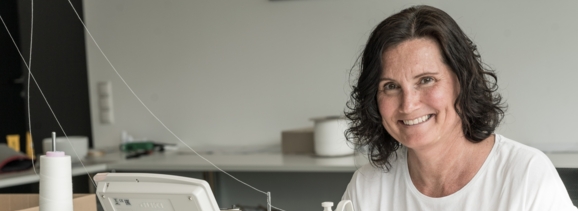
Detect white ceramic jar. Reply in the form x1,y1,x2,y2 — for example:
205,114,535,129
311,116,354,157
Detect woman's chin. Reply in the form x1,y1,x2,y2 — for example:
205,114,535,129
398,135,437,150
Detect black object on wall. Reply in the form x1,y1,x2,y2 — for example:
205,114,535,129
16,0,93,155
0,0,27,147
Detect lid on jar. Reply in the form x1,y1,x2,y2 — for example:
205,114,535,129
310,116,346,122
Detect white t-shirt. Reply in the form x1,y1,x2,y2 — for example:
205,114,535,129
342,134,577,211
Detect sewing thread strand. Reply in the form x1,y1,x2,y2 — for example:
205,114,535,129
0,6,97,188
27,0,38,176
65,1,284,209
2,3,285,210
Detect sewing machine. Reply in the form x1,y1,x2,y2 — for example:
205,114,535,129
94,173,222,211
94,173,353,211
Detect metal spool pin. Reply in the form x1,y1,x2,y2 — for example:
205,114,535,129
52,132,56,151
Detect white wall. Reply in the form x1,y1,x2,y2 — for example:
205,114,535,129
83,0,578,149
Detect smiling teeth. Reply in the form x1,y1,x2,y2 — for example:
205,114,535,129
403,115,431,126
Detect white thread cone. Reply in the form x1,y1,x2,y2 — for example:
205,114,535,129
39,154,73,211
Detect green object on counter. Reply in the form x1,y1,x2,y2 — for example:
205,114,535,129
120,141,154,152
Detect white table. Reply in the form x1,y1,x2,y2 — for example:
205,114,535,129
106,151,369,172
1,151,577,189
0,162,107,189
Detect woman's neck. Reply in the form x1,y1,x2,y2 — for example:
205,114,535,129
406,134,495,197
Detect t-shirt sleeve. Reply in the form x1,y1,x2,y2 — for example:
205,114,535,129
341,165,374,211
522,151,577,211
342,183,352,200
341,168,358,201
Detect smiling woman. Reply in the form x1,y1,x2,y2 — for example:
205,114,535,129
377,38,463,152
342,5,577,211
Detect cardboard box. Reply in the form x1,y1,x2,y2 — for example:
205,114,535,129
281,127,314,154
0,194,96,211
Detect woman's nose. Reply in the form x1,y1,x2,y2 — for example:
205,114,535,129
400,89,420,114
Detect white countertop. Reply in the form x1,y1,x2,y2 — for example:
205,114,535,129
0,151,577,189
0,162,107,189
0,154,121,189
106,151,369,172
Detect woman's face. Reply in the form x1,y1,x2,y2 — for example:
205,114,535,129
377,38,462,150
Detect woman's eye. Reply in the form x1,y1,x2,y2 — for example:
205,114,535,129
383,83,398,90
420,77,434,84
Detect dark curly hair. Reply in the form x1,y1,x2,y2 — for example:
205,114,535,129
345,5,506,171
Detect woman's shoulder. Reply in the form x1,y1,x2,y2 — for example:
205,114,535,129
493,134,550,163
491,134,554,176
351,150,407,183
492,134,577,210
343,154,407,201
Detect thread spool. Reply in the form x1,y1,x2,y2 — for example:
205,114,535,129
39,151,73,211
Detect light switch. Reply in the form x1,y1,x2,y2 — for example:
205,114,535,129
99,97,112,110
98,81,114,124
98,81,112,97
100,110,114,124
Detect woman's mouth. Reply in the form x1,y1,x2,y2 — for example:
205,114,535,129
400,114,433,126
